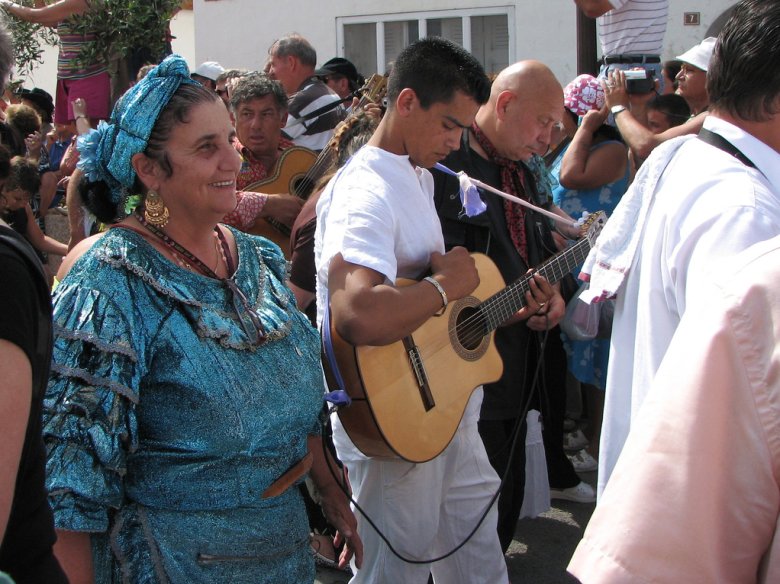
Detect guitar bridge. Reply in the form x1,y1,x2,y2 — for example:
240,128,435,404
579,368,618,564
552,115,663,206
403,336,435,411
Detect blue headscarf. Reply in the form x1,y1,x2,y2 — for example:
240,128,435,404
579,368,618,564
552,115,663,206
77,54,198,208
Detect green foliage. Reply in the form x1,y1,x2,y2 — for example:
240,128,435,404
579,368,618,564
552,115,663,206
5,0,181,78
71,0,181,67
4,2,58,78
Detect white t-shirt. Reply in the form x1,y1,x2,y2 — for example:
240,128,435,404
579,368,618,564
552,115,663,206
599,0,668,56
315,145,482,461
600,116,780,495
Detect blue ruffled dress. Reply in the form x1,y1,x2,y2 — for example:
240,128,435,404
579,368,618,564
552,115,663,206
43,227,324,583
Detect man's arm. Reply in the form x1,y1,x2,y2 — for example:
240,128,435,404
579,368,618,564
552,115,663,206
0,340,32,543
604,70,706,160
327,248,479,347
572,0,615,19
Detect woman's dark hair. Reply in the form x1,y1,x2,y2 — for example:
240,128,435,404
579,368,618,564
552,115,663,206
5,156,41,195
387,37,490,109
81,82,219,223
707,0,780,121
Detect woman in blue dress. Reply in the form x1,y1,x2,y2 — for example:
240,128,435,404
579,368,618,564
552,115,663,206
549,75,630,467
43,55,361,583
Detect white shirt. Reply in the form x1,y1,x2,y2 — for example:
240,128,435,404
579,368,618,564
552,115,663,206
599,0,668,56
314,145,483,462
570,236,780,583
599,115,780,495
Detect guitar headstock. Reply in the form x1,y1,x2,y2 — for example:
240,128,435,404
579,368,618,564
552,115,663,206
580,211,607,247
359,74,388,104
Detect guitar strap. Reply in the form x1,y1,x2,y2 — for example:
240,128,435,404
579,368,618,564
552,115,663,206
320,294,352,407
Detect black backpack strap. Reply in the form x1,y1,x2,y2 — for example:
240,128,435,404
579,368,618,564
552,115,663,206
698,128,756,168
0,226,53,401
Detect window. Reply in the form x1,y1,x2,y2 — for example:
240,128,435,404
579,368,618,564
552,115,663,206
339,8,513,78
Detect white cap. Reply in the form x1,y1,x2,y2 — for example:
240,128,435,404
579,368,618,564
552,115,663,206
192,61,225,81
676,37,717,72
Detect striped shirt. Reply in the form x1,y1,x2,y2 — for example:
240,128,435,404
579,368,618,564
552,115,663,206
283,77,346,151
57,12,107,80
599,0,668,57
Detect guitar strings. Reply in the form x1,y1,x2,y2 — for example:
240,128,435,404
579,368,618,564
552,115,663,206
449,237,591,348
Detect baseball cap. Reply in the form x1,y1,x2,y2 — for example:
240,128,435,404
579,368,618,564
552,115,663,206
315,57,361,87
676,37,717,72
192,61,225,81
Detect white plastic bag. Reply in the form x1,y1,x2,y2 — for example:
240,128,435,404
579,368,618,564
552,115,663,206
519,409,550,519
560,283,614,341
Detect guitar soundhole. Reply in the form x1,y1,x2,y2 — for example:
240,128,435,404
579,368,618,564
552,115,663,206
454,305,488,351
292,175,312,199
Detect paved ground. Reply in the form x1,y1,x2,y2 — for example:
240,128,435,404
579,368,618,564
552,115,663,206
316,470,596,584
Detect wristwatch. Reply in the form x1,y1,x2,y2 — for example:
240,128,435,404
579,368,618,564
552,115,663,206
611,105,627,116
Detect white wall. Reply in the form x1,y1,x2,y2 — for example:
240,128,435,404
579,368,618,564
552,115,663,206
13,1,737,99
194,0,734,88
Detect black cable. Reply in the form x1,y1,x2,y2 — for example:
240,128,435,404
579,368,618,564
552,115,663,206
320,317,550,566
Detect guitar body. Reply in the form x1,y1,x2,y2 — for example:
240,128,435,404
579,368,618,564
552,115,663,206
244,146,318,196
244,146,317,251
325,211,607,463
328,254,505,463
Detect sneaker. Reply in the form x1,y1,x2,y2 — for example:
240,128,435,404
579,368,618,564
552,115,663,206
567,449,598,472
563,428,589,452
550,481,596,504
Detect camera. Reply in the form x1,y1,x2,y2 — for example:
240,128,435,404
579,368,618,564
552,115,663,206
624,69,655,94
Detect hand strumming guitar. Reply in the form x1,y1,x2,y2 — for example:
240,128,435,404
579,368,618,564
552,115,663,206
428,246,480,304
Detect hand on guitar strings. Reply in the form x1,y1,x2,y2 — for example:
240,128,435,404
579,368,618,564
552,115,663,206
524,273,565,331
429,247,480,303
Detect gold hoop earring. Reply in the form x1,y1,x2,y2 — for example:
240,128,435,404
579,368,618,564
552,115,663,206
144,190,169,227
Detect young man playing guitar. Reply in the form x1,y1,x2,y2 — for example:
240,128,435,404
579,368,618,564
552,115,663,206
315,38,554,583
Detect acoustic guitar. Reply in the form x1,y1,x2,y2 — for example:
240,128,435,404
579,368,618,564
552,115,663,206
324,211,607,463
245,74,388,252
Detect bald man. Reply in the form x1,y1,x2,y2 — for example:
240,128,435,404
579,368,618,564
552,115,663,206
432,61,590,551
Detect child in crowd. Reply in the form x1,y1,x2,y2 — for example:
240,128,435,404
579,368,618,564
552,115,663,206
0,156,67,258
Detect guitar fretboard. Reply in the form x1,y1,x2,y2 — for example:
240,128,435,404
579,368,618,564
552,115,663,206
479,236,592,331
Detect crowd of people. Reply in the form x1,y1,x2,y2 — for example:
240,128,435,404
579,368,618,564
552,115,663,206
1,0,779,583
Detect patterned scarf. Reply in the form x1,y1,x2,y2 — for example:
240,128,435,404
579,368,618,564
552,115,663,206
471,122,531,263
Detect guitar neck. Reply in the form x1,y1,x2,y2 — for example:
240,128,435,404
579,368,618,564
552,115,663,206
478,237,591,331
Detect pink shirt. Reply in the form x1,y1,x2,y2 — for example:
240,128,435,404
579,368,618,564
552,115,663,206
569,236,780,584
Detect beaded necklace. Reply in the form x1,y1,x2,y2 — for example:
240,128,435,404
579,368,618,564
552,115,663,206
132,211,266,346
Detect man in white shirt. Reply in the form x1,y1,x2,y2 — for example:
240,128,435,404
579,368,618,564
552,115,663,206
315,37,528,583
579,0,780,500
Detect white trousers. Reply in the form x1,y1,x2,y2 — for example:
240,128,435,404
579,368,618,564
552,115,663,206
344,421,508,584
